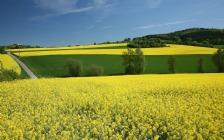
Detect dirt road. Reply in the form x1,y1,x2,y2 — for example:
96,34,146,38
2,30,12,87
8,52,38,79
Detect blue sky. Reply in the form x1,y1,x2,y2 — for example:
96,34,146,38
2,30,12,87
1,0,224,47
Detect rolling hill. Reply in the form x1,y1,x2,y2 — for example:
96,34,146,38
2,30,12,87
131,28,224,48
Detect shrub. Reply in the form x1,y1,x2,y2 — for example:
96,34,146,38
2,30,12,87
0,46,6,54
0,61,19,81
65,59,83,77
86,64,104,76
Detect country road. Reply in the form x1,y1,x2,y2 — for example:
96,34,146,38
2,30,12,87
8,52,38,79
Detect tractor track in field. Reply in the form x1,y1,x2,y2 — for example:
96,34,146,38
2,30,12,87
8,52,38,79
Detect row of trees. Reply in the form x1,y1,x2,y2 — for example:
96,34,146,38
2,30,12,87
167,56,207,74
0,44,42,53
127,38,167,48
167,48,224,73
65,59,104,77
122,48,224,74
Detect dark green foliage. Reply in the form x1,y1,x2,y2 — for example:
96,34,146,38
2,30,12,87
122,48,145,74
198,58,205,73
212,48,224,72
122,48,135,74
0,46,6,54
0,61,19,81
6,44,42,49
135,28,224,47
134,48,145,74
123,38,131,43
65,59,83,77
128,38,167,48
86,64,104,76
168,56,176,73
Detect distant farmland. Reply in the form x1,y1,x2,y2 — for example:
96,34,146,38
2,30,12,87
6,44,217,78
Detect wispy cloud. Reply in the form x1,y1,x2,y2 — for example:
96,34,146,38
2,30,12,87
101,26,113,29
146,0,162,9
32,0,93,20
86,25,95,30
95,4,115,22
134,20,194,29
122,0,162,9
93,0,107,8
32,0,163,21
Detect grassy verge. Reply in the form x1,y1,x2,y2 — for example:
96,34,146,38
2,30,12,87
19,67,30,79
20,54,216,78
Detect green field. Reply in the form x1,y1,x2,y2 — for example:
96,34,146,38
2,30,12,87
20,68,30,79
20,54,216,78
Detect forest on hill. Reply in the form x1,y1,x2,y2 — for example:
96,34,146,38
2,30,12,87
128,28,224,48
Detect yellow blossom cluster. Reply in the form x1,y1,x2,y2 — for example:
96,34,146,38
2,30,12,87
1,74,224,139
7,44,217,57
0,54,21,74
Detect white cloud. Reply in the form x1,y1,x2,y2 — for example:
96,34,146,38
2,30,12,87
32,0,93,20
135,20,194,29
32,0,162,21
32,7,93,20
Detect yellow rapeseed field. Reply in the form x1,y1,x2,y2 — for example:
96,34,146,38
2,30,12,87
0,54,21,74
6,43,127,53
1,74,223,139
7,44,217,57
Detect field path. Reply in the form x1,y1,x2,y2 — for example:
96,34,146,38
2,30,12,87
8,52,38,79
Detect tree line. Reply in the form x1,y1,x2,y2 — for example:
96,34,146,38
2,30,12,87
0,44,43,54
122,48,224,74
126,28,224,48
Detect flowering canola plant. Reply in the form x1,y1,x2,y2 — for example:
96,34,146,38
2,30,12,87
1,74,224,139
8,44,217,57
0,54,21,74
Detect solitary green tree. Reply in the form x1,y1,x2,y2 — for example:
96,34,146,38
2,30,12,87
212,48,224,72
168,56,176,73
197,58,204,73
122,48,145,74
